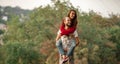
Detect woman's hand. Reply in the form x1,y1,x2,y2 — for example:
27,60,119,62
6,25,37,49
69,33,75,38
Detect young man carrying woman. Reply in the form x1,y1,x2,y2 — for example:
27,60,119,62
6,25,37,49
56,10,80,63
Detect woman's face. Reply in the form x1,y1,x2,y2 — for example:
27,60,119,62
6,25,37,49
69,11,76,19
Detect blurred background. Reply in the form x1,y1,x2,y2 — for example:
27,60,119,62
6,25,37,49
0,0,120,64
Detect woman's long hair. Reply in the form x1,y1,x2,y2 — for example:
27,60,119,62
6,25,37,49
67,9,78,27
60,10,78,28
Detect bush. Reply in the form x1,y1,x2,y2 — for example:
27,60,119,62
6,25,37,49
108,26,120,61
3,42,45,64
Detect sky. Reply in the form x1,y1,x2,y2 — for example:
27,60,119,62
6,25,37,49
0,0,120,17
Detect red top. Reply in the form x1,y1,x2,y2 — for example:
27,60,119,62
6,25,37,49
60,25,76,36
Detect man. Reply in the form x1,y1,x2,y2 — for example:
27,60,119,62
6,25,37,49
56,17,80,63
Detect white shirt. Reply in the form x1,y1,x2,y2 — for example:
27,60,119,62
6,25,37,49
57,29,78,37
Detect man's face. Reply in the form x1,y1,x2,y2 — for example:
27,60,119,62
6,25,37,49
64,17,71,27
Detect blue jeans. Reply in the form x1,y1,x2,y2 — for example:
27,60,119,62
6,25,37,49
56,39,76,56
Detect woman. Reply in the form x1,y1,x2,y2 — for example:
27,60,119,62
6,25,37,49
68,9,78,27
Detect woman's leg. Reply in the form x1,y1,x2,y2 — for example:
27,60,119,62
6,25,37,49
56,39,65,55
66,39,76,56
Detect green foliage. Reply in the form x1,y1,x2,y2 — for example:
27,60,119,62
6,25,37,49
0,30,4,34
77,10,120,64
3,16,25,42
0,46,5,64
4,42,45,64
107,26,120,61
108,26,120,43
0,0,120,64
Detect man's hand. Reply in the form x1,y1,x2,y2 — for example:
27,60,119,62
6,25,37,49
76,41,79,46
56,34,61,42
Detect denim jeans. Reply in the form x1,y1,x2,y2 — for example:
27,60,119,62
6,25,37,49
56,39,76,56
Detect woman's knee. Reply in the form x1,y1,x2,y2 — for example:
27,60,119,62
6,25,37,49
56,39,62,47
71,40,76,47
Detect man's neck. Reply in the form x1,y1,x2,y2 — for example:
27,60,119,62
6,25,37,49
65,26,69,30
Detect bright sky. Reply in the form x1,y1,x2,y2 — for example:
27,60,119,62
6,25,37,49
0,0,120,17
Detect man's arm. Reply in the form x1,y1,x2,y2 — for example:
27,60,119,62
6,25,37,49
73,30,80,46
56,29,61,41
56,34,61,41
75,37,80,46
